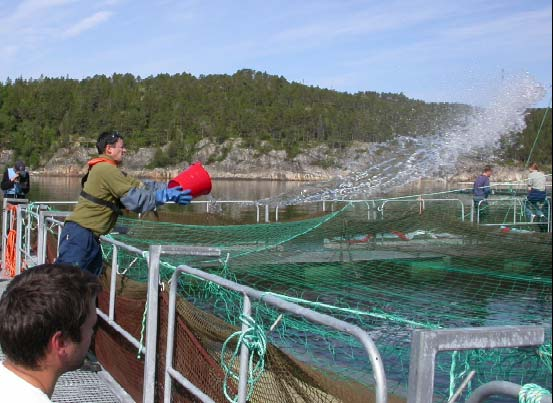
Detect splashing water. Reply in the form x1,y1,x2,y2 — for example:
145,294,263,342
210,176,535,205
269,73,546,205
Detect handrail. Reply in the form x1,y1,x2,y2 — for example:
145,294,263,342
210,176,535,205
144,244,222,403
380,198,465,221
407,327,545,403
476,197,551,231
157,245,388,403
466,381,551,403
1,198,29,274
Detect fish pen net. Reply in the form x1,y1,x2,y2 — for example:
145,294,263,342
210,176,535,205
42,192,551,402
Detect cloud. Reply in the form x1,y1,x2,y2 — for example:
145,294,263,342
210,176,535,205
63,11,113,37
443,7,551,42
10,0,74,21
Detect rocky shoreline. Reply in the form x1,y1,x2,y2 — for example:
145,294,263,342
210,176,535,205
3,139,548,183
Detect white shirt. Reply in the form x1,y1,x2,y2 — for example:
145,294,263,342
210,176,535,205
0,361,51,402
528,170,546,191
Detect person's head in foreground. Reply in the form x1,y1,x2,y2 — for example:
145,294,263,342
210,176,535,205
0,264,102,398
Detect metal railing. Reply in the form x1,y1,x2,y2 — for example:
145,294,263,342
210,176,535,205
474,196,551,231
2,200,551,403
466,381,552,403
1,198,29,275
147,244,388,403
380,198,466,221
407,326,546,403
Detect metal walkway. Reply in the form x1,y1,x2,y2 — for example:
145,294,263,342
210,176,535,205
0,280,135,403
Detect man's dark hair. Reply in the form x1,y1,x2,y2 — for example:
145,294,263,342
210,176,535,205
0,264,102,369
96,131,123,154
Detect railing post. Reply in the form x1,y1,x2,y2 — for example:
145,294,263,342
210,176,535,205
143,245,161,403
37,211,45,264
109,245,118,321
2,199,9,271
237,294,252,403
164,264,178,403
15,204,23,274
24,205,32,262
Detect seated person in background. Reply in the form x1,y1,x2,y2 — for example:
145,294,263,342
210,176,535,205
0,264,102,402
525,162,547,222
1,160,30,199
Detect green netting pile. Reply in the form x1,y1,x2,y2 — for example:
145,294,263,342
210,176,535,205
83,189,552,401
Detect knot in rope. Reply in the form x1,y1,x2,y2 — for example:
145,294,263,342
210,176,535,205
519,383,551,403
221,314,267,403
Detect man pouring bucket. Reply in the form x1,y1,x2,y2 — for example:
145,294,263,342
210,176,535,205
56,131,212,276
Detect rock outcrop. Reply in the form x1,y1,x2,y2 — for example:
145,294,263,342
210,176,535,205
10,139,547,182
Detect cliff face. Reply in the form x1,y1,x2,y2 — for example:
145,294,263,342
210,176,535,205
29,139,538,182
38,139,373,181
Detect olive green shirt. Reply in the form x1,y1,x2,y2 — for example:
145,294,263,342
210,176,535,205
67,156,143,236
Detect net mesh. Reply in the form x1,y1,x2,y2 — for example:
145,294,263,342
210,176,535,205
36,189,552,402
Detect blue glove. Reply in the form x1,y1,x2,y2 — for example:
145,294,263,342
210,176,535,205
155,186,192,206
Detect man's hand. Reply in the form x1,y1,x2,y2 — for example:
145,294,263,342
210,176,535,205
155,186,193,206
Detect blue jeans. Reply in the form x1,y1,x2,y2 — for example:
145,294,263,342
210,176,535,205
473,198,489,221
525,200,545,221
56,221,104,276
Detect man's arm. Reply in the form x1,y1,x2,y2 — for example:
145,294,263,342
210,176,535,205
483,177,491,197
19,172,30,194
98,165,191,214
120,186,159,214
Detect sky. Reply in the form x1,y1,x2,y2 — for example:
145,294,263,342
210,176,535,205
0,0,551,107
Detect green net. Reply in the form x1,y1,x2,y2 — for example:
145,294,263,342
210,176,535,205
81,189,552,401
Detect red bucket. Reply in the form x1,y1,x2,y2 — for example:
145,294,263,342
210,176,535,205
168,162,212,198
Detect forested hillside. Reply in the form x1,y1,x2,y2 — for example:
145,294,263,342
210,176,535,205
0,69,550,169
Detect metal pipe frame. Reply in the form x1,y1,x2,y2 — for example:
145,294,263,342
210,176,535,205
159,247,388,403
407,326,545,403
466,381,552,403
380,198,465,221
1,198,28,274
147,244,222,403
237,294,252,402
477,197,552,232
38,211,70,264
15,204,23,274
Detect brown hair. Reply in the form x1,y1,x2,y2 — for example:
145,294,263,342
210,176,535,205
529,162,539,171
96,131,123,154
0,264,102,369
